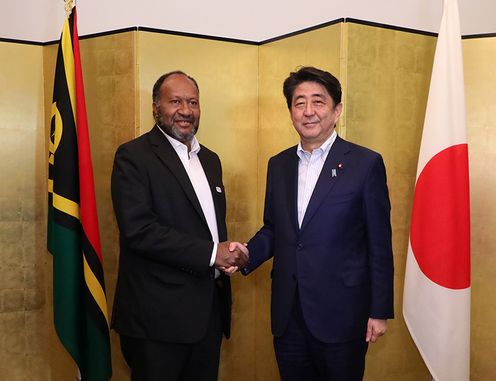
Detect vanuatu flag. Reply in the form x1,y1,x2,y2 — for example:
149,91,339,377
47,6,112,381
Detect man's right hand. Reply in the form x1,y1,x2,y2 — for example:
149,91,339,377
215,241,249,269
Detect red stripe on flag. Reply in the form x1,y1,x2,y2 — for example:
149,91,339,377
72,9,103,262
410,144,470,289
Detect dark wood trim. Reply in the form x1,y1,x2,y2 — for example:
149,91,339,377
463,32,496,40
0,37,44,46
43,26,139,46
138,26,259,45
259,19,344,45
345,18,437,37
2,19,496,47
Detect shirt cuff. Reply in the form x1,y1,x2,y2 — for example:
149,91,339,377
209,242,217,267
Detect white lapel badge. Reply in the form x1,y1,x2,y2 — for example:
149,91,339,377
215,186,222,193
331,169,337,177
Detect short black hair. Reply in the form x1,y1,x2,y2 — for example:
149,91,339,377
152,71,200,103
282,66,342,109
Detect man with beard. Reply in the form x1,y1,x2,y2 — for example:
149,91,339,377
111,71,248,381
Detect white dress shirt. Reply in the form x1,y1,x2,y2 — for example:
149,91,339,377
158,127,220,273
296,130,337,228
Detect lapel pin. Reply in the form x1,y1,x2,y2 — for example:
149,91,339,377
337,163,344,169
331,169,337,177
215,186,222,193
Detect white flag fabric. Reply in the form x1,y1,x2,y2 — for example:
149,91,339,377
403,0,471,380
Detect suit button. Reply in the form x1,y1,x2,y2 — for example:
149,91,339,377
297,243,303,250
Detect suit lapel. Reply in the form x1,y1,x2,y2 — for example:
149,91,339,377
148,126,208,227
300,136,351,231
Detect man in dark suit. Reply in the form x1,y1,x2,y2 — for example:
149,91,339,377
240,66,394,381
111,71,248,381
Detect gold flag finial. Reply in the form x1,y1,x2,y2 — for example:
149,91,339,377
64,0,75,16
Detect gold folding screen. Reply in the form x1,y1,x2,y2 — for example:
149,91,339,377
0,22,495,381
463,36,496,380
0,41,48,380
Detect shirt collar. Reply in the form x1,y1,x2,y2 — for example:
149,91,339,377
156,124,201,156
297,130,337,159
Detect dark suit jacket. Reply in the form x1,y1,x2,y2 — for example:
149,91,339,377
111,126,231,343
244,136,394,343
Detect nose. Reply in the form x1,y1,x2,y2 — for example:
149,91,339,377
303,102,314,116
178,101,193,115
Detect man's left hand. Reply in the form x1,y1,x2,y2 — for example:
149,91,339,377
365,318,387,343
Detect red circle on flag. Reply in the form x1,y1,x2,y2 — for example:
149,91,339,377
410,144,470,289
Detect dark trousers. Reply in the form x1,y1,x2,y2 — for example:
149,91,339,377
120,286,223,381
274,294,368,381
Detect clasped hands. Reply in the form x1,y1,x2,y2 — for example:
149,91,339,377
215,241,249,276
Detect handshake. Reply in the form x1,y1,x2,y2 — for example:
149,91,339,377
215,241,249,276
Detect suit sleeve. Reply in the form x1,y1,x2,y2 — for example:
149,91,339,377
111,144,214,274
243,158,276,275
363,154,394,319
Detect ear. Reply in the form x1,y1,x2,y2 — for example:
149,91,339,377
334,102,343,119
152,102,159,122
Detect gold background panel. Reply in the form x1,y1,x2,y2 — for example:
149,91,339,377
463,36,496,381
0,42,49,379
137,31,260,381
345,22,435,380
79,32,137,381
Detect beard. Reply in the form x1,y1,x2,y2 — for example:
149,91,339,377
155,110,199,144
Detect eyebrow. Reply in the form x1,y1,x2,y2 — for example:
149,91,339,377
293,93,326,101
168,94,199,100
